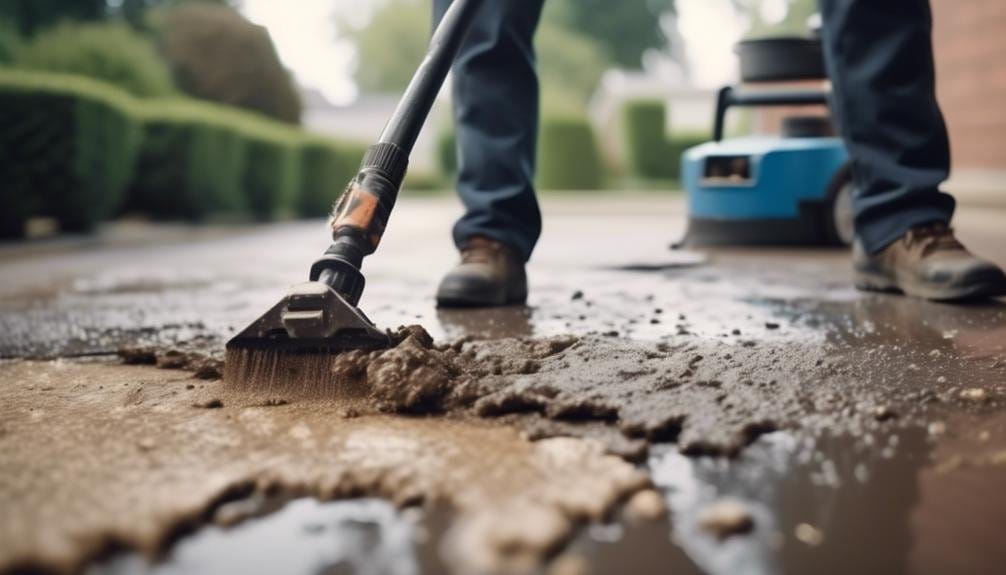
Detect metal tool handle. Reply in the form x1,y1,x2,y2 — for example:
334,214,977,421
713,85,830,141
310,0,486,306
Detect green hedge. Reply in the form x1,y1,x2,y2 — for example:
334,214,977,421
666,131,711,180
297,137,366,218
0,21,20,64
15,22,175,98
1,69,365,234
622,99,674,179
129,102,247,220
239,125,301,221
436,128,457,178
536,116,604,190
622,99,710,181
0,71,141,237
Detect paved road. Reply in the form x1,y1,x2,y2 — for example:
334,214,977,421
1,194,1005,574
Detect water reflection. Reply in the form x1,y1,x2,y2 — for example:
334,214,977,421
90,499,421,575
650,428,930,575
436,305,534,340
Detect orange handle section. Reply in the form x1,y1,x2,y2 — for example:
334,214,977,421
331,183,385,251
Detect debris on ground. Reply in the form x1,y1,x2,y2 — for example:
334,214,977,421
217,324,933,458
624,489,667,522
118,343,223,380
794,523,825,546
697,498,754,539
872,405,897,421
960,388,988,403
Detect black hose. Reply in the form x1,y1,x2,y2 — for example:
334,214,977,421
378,0,486,154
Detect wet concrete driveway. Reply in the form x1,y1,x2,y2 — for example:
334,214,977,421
1,195,1004,574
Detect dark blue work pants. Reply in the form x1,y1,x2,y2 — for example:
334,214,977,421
434,0,954,257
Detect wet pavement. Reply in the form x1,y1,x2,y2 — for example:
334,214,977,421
1,195,1005,574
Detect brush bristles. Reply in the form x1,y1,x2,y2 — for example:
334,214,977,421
223,348,367,398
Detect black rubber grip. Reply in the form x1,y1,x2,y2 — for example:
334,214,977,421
361,143,409,189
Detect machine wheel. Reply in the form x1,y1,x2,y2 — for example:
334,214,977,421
823,166,855,247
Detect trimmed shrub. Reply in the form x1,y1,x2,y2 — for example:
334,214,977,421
297,136,366,218
403,170,445,192
666,131,711,180
622,99,675,179
0,70,141,237
129,100,247,221
152,3,302,124
536,116,604,190
239,125,301,221
15,22,175,98
1,69,365,233
0,0,105,37
436,128,457,179
622,100,711,181
0,21,21,64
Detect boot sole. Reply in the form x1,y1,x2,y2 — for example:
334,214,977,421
854,269,1006,302
435,294,527,308
435,286,527,308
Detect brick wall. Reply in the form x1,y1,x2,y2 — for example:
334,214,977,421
931,0,1006,170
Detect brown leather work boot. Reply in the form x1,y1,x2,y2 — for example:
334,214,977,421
436,236,528,307
854,222,1006,301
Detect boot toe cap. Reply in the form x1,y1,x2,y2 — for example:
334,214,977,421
436,271,506,307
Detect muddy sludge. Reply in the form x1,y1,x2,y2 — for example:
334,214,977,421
0,359,647,575
18,315,1000,573
215,324,1002,458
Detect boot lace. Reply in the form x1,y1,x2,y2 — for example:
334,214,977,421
460,238,503,264
906,222,962,256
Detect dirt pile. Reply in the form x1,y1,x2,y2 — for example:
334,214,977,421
134,321,1003,461
120,342,223,380
213,324,923,458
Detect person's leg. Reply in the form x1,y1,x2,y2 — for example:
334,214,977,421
433,0,544,307
434,0,545,263
819,0,1006,300
818,0,954,253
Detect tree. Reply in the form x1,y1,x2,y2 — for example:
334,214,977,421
0,0,240,35
0,21,21,63
545,0,674,69
336,0,429,94
0,0,105,36
152,2,301,123
116,0,239,30
15,21,175,97
536,16,610,111
339,0,675,104
741,0,818,37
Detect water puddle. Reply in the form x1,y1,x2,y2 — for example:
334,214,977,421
86,413,1006,575
89,498,437,575
645,416,1006,575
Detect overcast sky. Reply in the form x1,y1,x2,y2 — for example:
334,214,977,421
241,0,765,106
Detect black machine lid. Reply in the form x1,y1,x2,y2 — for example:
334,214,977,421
735,36,827,83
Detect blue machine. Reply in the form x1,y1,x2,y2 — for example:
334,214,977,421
681,86,854,246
